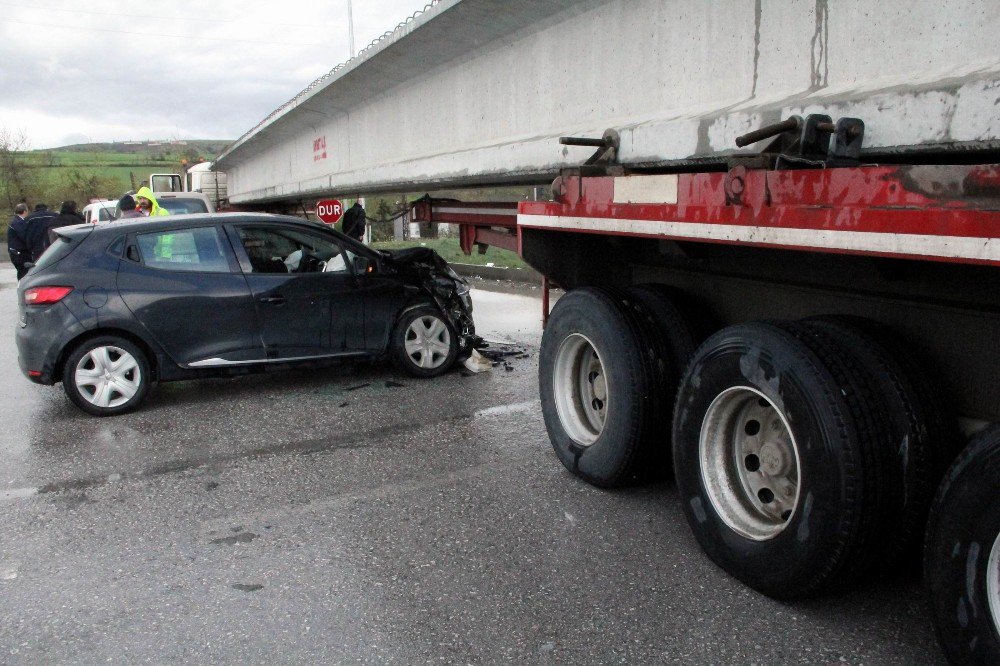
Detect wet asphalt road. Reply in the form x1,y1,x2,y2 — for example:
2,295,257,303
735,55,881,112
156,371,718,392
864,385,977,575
0,267,945,664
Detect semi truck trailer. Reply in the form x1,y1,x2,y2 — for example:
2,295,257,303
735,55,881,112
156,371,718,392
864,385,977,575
440,117,1000,663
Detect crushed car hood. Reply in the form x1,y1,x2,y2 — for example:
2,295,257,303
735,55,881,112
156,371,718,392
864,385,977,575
380,247,478,350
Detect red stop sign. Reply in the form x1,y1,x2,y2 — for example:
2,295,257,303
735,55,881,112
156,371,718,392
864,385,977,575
316,199,344,224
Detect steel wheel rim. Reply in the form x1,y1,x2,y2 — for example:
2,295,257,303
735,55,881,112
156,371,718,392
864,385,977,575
404,315,451,369
552,333,608,446
699,386,801,541
988,530,1000,637
74,345,141,409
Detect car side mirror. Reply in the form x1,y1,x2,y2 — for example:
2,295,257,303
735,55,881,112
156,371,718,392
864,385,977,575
353,256,372,274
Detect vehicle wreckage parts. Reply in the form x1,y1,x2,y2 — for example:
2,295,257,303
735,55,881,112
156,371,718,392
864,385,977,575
390,304,459,378
62,335,151,417
673,321,920,599
540,287,671,487
925,426,1000,664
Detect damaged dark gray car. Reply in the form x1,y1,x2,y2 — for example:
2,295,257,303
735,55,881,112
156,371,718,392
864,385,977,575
16,213,477,416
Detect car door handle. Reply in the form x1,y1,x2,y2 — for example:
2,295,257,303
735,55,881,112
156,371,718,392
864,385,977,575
259,296,286,305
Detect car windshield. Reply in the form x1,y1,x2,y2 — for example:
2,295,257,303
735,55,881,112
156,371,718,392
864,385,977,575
157,198,209,215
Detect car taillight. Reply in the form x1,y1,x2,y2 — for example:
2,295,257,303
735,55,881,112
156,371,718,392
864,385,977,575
24,286,73,305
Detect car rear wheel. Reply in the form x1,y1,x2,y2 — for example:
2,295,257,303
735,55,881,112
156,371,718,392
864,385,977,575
390,305,458,377
62,335,151,416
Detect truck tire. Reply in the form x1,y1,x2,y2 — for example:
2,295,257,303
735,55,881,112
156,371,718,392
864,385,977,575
925,426,1000,665
625,285,700,379
539,287,658,487
618,285,700,478
805,316,958,567
672,321,887,599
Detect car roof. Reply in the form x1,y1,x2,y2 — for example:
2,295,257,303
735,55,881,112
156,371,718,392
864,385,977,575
84,213,318,234
77,213,348,242
54,213,375,261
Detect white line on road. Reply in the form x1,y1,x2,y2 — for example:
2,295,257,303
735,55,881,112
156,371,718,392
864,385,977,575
473,400,539,418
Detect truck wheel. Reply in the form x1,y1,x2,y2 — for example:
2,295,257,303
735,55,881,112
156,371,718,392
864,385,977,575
804,317,957,567
539,287,657,487
62,335,151,417
390,305,458,378
620,285,701,478
925,426,1000,664
673,322,885,599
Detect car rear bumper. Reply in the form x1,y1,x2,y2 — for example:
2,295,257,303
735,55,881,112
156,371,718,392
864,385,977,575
16,302,86,385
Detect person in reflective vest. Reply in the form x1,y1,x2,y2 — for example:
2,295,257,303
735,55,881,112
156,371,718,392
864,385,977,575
135,187,169,217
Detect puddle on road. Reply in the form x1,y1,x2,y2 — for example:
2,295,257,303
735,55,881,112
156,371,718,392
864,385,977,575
232,583,264,592
210,532,258,546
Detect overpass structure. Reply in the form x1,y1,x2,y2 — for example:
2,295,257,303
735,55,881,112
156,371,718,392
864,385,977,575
215,0,1000,205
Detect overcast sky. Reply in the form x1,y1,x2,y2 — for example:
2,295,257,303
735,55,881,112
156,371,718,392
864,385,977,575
0,0,437,149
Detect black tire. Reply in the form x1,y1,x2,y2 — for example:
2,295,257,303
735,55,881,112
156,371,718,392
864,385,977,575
390,304,459,378
62,335,151,417
925,426,1000,665
539,287,658,487
620,285,701,478
804,316,958,568
672,321,887,599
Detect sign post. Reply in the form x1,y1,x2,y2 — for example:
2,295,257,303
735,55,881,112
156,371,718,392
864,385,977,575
316,199,344,225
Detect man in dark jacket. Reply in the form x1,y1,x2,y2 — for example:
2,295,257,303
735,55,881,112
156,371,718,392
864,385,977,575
341,201,366,243
117,193,143,219
7,203,31,279
27,201,83,260
23,204,59,262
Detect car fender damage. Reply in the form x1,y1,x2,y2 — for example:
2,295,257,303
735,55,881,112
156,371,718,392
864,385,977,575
379,247,481,359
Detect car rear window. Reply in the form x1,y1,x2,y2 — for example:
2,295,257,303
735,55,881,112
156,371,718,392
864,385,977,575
33,235,82,272
157,198,209,215
136,227,229,273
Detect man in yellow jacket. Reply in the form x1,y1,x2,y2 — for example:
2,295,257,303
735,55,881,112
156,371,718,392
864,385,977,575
135,187,169,217
134,186,174,259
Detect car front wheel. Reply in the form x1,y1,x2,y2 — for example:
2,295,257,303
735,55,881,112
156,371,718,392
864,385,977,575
390,305,458,377
62,335,151,416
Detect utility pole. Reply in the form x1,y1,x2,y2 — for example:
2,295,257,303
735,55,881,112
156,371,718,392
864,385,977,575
347,0,356,57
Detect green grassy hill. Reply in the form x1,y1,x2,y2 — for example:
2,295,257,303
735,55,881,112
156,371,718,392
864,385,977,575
2,140,231,222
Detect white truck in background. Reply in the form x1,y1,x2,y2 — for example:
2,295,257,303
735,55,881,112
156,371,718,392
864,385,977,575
149,161,228,212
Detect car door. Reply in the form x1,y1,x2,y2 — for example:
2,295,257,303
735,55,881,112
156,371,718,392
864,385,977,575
117,224,265,367
340,246,409,352
227,223,365,359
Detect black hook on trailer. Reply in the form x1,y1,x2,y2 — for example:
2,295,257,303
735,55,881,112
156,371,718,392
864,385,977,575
559,128,620,165
734,115,865,167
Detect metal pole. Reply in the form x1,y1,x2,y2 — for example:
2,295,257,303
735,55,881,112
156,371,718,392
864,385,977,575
347,0,356,57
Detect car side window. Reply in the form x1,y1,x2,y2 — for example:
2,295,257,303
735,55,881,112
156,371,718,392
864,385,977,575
136,227,230,273
237,226,349,274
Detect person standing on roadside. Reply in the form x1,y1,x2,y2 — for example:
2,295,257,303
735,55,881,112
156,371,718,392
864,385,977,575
7,203,31,279
116,193,143,219
34,201,84,257
341,200,366,243
24,203,59,262
134,187,169,217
